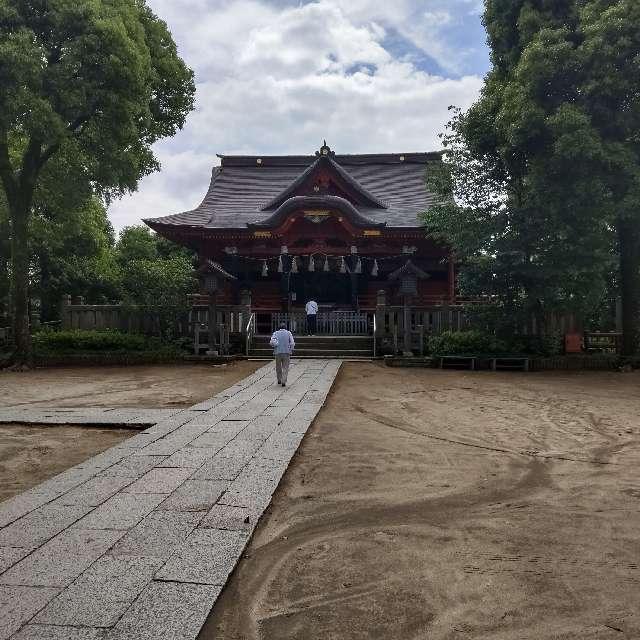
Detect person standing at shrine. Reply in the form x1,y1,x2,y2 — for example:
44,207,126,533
305,298,318,335
270,323,295,386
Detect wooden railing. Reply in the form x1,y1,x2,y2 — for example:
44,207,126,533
380,306,469,336
190,305,247,355
271,311,371,335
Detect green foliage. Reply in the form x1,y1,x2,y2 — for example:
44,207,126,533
427,330,508,356
0,0,195,197
33,329,151,353
0,192,9,325
426,329,563,357
31,195,120,321
425,1,640,352
115,226,197,340
0,0,195,363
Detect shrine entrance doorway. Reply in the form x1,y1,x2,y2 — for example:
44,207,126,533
288,272,352,307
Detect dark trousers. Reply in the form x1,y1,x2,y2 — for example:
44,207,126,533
307,314,317,335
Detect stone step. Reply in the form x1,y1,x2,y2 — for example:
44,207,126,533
249,348,373,357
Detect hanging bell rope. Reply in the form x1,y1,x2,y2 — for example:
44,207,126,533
339,257,347,274
261,260,268,277
277,255,283,273
323,256,330,272
308,255,315,272
291,256,298,273
371,259,379,277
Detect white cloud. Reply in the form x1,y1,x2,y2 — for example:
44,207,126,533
107,0,485,231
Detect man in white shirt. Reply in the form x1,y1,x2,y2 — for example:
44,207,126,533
270,323,295,386
305,299,318,335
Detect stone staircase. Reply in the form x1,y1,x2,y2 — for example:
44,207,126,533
248,334,374,360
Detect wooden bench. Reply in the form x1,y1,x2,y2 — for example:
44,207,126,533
440,355,476,370
490,356,529,372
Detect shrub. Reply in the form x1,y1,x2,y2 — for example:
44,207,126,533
427,330,508,356
33,329,151,353
503,333,564,356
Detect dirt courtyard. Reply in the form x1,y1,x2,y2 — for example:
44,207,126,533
0,361,261,501
203,363,640,640
0,361,261,409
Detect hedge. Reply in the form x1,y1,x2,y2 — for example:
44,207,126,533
33,329,165,353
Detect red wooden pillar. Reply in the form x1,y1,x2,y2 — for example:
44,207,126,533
448,255,456,303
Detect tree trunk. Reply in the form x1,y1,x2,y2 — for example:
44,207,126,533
618,218,640,357
9,202,33,366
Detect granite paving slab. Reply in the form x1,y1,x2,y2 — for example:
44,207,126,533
0,493,53,530
56,475,136,507
108,511,202,559
0,585,60,640
105,581,222,640
0,529,125,587
0,503,93,549
155,528,249,585
0,548,30,575
71,493,167,531
19,466,100,501
100,455,168,478
0,407,180,427
0,359,341,640
12,625,106,639
198,504,258,532
157,480,228,513
189,452,253,481
121,468,193,495
33,556,165,628
160,447,222,469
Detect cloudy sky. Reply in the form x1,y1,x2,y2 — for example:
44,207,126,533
108,0,490,230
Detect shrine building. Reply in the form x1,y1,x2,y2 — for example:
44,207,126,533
145,142,461,351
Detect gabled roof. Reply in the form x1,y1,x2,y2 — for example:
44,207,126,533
144,148,442,231
196,259,236,281
388,260,430,280
260,155,387,211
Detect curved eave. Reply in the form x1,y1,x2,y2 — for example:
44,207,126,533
259,156,388,211
248,196,387,230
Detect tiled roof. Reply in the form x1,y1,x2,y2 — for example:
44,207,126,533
144,151,442,230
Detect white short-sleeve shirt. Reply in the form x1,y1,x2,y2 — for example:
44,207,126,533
305,300,318,315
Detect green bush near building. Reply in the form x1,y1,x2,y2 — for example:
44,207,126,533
32,329,184,356
427,330,507,356
427,330,565,357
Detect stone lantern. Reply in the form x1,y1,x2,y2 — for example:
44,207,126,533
388,260,429,356
198,260,236,355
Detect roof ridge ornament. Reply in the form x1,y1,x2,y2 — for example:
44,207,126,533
316,140,335,157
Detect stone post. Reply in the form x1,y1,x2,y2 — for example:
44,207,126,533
375,289,386,343
60,295,72,330
402,295,413,357
206,292,218,356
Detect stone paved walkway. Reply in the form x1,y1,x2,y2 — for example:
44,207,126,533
0,408,183,428
0,359,341,640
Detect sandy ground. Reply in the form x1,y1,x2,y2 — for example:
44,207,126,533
0,362,261,409
203,363,640,640
0,424,132,500
0,361,261,502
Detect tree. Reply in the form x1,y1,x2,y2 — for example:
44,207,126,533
0,192,10,327
425,106,613,335
115,226,196,339
426,1,640,352
0,0,194,365
31,197,119,322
